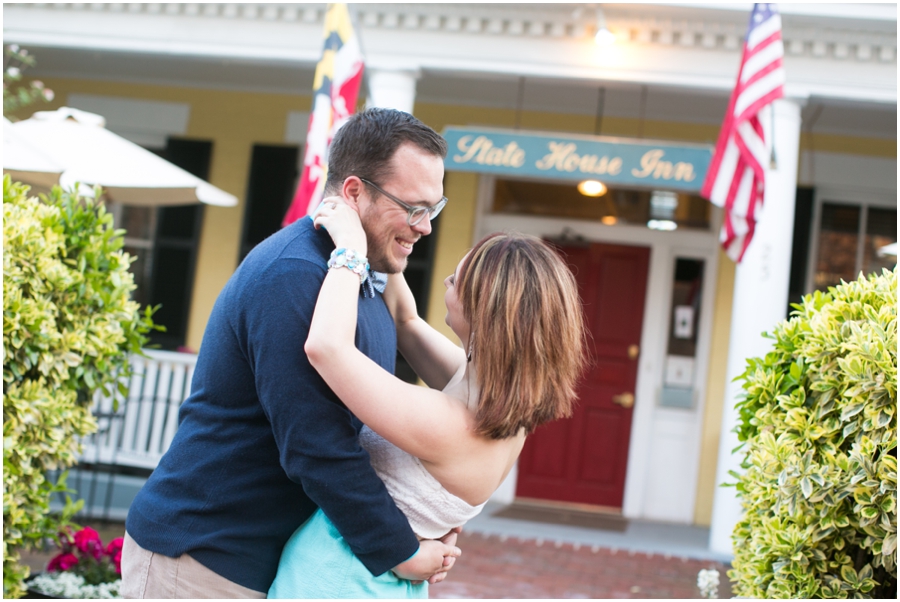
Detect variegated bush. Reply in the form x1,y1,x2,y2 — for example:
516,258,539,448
729,268,896,598
3,176,156,598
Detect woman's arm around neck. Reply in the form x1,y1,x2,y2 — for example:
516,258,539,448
383,273,467,390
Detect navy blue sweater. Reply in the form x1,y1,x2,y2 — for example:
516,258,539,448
126,217,419,593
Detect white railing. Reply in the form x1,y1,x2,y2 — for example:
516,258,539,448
78,349,198,472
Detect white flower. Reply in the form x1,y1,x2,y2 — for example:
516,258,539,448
697,568,720,599
7,66,20,78
29,572,122,599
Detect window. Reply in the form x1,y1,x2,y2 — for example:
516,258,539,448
117,205,156,311
111,138,211,351
862,207,897,277
240,144,301,262
811,201,897,292
814,203,861,289
787,188,814,313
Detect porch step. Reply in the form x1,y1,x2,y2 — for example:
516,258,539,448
492,501,628,532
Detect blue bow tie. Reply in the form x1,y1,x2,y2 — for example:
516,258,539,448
361,270,388,298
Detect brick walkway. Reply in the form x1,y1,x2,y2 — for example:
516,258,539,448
430,530,732,599
21,522,732,598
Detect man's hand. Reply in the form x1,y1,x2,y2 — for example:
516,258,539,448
391,538,461,585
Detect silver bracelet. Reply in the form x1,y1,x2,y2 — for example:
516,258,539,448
327,248,369,284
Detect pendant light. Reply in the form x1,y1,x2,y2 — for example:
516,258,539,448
578,86,611,208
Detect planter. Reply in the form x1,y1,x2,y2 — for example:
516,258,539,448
23,575,58,599
21,573,121,599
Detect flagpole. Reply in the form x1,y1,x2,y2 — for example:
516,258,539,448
345,3,371,109
770,104,778,169
282,3,366,226
700,2,802,556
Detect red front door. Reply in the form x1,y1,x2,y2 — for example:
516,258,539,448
515,241,650,508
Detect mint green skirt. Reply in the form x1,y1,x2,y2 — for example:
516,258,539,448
267,509,427,599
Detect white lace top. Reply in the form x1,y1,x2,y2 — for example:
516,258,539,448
360,425,486,539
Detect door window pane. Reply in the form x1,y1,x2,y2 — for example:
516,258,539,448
492,178,711,230
157,204,199,240
119,206,155,240
862,207,897,277
661,258,704,409
814,203,860,290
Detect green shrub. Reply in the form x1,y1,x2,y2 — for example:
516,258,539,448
729,268,897,598
3,44,54,115
3,176,156,598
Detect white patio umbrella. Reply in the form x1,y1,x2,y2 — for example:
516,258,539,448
3,117,63,189
4,107,237,207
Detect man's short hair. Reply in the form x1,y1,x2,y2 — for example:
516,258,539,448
324,108,447,193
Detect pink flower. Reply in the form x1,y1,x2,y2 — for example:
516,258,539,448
57,529,74,553
47,526,124,582
106,537,124,574
74,527,103,559
47,552,79,572
105,537,124,556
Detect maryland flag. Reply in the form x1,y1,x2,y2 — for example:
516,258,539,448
283,4,364,226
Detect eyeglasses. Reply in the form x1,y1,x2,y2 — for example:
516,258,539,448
359,178,448,226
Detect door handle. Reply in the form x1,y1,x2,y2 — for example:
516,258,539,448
612,392,635,409
628,344,640,360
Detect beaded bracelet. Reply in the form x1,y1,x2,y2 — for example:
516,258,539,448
328,248,369,284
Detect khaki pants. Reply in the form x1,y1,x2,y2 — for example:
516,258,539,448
121,532,266,599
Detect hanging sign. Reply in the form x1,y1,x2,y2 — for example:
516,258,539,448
442,126,712,192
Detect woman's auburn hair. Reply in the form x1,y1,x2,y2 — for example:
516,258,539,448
456,232,588,439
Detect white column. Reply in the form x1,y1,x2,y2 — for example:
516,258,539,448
708,97,805,555
367,69,420,114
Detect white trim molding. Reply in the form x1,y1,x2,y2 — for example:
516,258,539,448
10,4,896,65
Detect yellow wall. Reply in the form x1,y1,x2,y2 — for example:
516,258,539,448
693,250,737,526
27,78,312,350
424,171,480,342
414,102,725,144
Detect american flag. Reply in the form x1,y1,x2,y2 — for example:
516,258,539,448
701,3,785,262
283,3,364,226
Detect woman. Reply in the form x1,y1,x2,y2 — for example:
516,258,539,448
268,201,586,598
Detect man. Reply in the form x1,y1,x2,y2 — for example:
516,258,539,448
122,108,458,598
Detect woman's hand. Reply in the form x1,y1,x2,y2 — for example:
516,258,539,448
314,196,367,256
